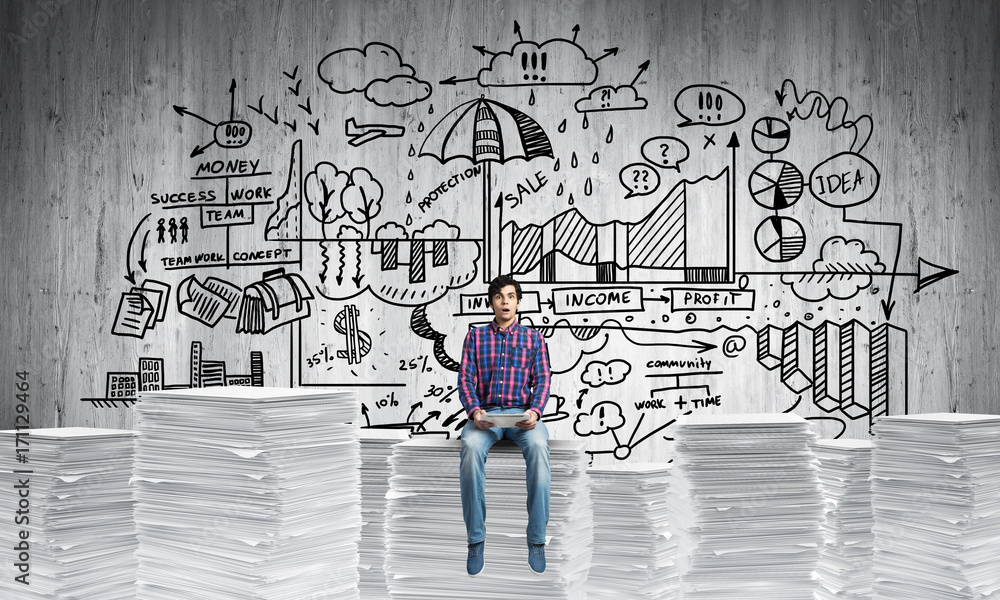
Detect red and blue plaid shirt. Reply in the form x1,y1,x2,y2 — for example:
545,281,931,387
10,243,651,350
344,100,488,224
458,319,551,418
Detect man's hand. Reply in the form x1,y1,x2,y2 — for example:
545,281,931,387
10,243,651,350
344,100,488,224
516,410,538,430
473,409,494,430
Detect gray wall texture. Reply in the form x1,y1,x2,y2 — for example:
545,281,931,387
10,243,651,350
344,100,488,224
1,0,997,464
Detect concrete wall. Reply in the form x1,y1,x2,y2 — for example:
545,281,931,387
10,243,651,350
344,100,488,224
1,0,996,464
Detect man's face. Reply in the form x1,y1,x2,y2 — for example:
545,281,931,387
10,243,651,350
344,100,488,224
491,284,520,324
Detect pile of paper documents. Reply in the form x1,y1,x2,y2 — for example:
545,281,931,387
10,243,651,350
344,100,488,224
0,427,136,599
871,413,1000,600
587,463,678,600
384,438,592,599
813,439,874,600
133,386,361,600
666,413,823,599
359,429,410,600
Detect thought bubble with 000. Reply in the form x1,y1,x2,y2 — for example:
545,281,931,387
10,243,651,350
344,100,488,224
215,120,252,148
619,163,660,198
641,137,690,171
674,84,746,127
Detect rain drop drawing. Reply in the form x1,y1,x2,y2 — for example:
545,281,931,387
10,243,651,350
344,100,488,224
606,125,613,144
558,119,567,133
582,114,589,129
405,191,413,204
556,182,564,196
418,122,425,132
592,151,600,164
584,177,592,196
529,90,535,106
428,104,434,114
554,158,560,172
408,145,415,157
407,170,414,181
568,192,575,205
571,153,578,168
405,214,413,226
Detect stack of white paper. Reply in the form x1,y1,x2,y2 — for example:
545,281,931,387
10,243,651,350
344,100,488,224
812,439,874,600
133,386,361,600
587,463,678,600
0,427,136,599
358,429,410,600
666,413,823,599
871,413,1000,600
384,438,592,599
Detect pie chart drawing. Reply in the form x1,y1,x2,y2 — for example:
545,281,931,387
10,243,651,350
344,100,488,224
749,160,804,210
751,117,791,154
755,216,806,262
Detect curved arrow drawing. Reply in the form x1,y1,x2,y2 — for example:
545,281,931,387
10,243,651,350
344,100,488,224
124,213,151,285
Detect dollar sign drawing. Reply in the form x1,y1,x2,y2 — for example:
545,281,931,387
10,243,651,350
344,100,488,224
334,304,371,365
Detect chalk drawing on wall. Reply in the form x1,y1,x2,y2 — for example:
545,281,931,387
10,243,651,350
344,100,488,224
776,78,872,153
344,118,405,147
506,169,732,283
755,320,908,434
176,274,242,327
641,136,690,172
750,116,792,155
174,79,252,157
112,279,170,338
419,96,554,282
742,94,957,319
675,84,746,127
264,139,480,306
754,216,807,262
245,65,320,135
748,159,804,209
574,60,650,114
92,5,966,470
82,342,265,407
441,22,615,88
318,42,432,107
779,237,884,301
236,268,314,334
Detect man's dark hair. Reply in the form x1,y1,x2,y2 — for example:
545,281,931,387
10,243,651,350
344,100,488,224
488,275,522,301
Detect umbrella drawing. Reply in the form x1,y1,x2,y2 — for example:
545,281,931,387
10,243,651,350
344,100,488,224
420,96,553,281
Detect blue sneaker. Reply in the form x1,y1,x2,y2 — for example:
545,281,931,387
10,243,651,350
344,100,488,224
528,542,545,574
467,541,485,576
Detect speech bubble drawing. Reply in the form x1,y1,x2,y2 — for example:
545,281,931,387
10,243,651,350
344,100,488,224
619,163,660,198
214,120,252,148
675,84,745,127
641,136,690,171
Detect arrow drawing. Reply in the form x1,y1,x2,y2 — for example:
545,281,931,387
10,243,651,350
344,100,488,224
594,47,619,62
629,60,650,87
190,141,216,157
124,213,151,285
776,78,873,154
439,75,478,86
173,105,216,127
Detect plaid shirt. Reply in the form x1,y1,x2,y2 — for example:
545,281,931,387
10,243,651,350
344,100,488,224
458,319,551,419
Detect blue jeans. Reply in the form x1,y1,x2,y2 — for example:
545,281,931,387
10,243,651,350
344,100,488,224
460,407,550,545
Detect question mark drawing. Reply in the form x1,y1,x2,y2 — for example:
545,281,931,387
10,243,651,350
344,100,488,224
619,163,660,198
641,136,690,172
